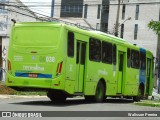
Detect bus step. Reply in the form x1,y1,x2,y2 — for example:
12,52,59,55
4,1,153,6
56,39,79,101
74,92,84,96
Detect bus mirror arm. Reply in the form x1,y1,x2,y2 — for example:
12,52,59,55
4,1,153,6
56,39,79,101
11,19,16,25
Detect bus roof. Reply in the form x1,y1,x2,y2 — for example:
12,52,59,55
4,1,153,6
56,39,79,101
89,31,126,42
13,22,152,54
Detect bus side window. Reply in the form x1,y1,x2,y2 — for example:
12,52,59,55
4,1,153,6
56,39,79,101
131,50,140,69
131,51,134,68
135,52,140,68
68,32,74,57
127,48,131,67
89,38,101,62
140,52,146,70
102,41,112,64
113,44,116,65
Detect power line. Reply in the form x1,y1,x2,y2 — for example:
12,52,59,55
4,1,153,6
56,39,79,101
0,2,51,18
3,1,160,7
0,7,45,21
9,1,51,16
8,1,160,4
0,3,95,31
0,2,53,19
1,1,158,32
0,2,60,25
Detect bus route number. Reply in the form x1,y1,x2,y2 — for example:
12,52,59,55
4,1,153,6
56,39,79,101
46,56,55,63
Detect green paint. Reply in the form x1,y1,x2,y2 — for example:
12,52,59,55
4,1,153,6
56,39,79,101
6,22,154,100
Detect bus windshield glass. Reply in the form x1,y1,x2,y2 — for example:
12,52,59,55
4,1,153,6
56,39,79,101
12,27,60,47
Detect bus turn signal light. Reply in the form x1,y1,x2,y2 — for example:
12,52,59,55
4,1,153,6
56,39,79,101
8,59,12,73
56,61,63,75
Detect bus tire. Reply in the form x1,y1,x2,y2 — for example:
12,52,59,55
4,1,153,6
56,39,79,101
47,90,67,103
133,96,140,102
94,81,105,103
133,86,143,102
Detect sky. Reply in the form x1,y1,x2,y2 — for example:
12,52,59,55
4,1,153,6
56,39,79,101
21,0,52,17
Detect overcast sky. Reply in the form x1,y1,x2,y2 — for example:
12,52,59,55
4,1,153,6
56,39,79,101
21,0,52,17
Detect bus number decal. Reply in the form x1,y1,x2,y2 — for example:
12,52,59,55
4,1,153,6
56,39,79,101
46,56,55,63
14,56,23,61
23,64,44,71
98,69,108,76
69,64,73,71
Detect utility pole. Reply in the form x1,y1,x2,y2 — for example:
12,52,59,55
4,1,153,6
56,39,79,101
158,7,160,93
114,0,121,37
51,0,55,17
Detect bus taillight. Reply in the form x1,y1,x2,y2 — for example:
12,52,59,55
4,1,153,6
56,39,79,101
56,61,63,75
8,59,12,73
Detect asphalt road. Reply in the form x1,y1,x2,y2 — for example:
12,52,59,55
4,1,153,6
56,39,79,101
0,96,159,120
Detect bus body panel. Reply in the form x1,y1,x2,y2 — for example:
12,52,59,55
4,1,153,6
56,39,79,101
6,23,67,91
6,22,154,100
124,45,140,96
146,51,154,96
7,72,66,90
139,48,146,86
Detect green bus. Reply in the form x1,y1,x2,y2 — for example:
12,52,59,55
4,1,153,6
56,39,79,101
6,22,154,102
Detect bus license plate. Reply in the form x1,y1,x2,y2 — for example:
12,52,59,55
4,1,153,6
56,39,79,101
28,73,37,78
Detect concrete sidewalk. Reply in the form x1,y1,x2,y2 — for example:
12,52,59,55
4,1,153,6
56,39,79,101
0,95,47,99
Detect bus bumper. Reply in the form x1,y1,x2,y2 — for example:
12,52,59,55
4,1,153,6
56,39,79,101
6,72,65,91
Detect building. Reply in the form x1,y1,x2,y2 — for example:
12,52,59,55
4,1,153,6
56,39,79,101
109,0,159,57
52,0,160,87
0,0,39,80
108,0,160,87
53,0,159,57
53,0,110,31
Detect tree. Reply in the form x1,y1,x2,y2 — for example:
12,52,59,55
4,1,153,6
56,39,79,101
148,20,160,34
148,20,160,93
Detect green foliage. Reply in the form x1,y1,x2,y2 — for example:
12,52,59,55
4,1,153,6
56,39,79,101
13,91,46,96
0,81,46,95
134,100,160,107
148,20,160,34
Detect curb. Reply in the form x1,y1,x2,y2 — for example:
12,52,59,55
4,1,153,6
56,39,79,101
0,95,47,99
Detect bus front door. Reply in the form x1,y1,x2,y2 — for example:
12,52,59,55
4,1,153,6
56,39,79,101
75,41,86,92
117,52,124,93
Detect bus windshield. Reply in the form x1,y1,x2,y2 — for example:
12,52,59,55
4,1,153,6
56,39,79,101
12,26,60,47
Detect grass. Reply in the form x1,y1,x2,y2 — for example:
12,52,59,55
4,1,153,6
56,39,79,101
0,81,46,96
134,100,160,107
13,91,46,96
0,81,15,95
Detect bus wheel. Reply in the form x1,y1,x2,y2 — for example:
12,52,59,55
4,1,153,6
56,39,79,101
94,81,105,103
133,87,143,102
47,90,67,103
